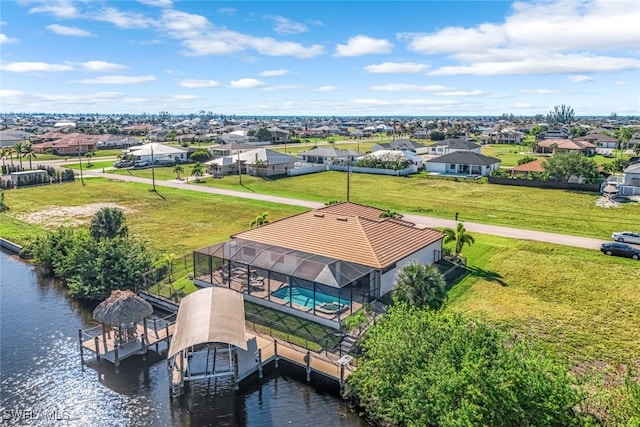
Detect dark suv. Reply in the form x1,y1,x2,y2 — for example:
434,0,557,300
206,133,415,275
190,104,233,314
600,242,640,260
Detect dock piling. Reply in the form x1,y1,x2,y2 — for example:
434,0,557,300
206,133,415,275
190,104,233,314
274,340,279,368
305,351,311,382
257,348,263,379
78,330,84,364
94,336,101,361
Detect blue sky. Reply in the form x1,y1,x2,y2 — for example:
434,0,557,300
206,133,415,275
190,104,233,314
1,0,639,116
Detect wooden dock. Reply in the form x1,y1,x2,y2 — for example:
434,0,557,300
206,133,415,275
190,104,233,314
79,314,176,366
170,330,354,397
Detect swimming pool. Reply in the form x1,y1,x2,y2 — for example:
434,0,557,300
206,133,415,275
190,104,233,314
271,286,349,309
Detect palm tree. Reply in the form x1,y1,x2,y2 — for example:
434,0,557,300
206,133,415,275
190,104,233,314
379,209,402,219
14,141,24,169
21,142,37,170
90,207,128,240
191,162,204,181
250,212,270,228
173,164,184,179
84,151,94,167
0,147,10,169
393,261,447,310
443,222,475,256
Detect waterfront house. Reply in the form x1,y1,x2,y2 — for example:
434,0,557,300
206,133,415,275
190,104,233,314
193,202,444,328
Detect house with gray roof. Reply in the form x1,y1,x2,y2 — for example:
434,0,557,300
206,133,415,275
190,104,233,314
372,139,428,154
427,139,481,156
425,151,500,177
298,147,360,164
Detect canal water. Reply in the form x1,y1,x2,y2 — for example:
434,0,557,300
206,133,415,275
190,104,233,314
0,251,367,426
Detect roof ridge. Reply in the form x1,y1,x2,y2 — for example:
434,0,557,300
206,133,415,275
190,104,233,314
352,216,382,267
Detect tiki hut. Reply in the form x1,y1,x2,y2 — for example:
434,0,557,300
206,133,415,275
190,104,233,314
603,183,619,198
93,290,153,345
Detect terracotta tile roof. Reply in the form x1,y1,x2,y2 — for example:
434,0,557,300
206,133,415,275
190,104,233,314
511,158,545,172
233,203,443,268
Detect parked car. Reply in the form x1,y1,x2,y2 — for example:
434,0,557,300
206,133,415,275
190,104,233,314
600,242,640,260
611,231,640,244
113,160,133,168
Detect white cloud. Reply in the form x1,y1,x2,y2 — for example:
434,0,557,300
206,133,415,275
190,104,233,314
265,15,308,35
159,10,325,58
0,61,73,72
217,8,236,15
262,84,304,91
428,53,640,76
138,0,173,7
513,103,534,108
46,24,95,37
314,86,337,92
400,24,503,55
78,61,129,72
521,89,563,94
569,75,594,83
179,79,222,88
230,78,267,89
0,89,24,97
370,83,453,92
435,90,485,96
615,81,629,86
259,69,289,77
401,0,640,77
93,7,154,29
335,35,393,57
364,62,429,74
27,0,78,18
0,33,18,44
71,75,156,84
351,98,459,107
170,94,200,100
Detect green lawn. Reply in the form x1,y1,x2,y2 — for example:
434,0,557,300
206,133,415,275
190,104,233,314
481,144,540,167
109,165,179,180
64,160,116,170
191,171,637,239
445,234,640,365
0,178,305,255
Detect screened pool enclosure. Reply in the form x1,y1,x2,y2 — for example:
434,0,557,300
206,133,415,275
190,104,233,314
193,239,378,327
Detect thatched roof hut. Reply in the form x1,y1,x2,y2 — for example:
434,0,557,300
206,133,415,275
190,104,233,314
93,290,153,327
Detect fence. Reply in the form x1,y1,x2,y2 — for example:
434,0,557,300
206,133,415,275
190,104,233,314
287,164,328,176
488,176,602,192
142,253,193,302
244,311,343,357
330,164,418,176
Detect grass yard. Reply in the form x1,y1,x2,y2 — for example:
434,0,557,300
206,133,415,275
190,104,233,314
481,144,540,167
193,171,638,239
445,234,640,365
0,178,305,255
110,165,179,180
64,160,116,170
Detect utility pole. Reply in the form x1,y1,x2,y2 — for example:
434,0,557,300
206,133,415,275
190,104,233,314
150,145,156,192
77,140,85,186
237,149,242,185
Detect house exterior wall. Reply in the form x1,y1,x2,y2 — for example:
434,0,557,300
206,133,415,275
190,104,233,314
624,172,640,187
425,162,447,173
135,151,186,163
428,146,481,155
379,241,442,296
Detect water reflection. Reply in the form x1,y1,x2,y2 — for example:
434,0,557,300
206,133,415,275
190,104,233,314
0,252,367,426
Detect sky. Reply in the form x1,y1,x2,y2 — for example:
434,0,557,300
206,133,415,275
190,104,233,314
1,0,639,116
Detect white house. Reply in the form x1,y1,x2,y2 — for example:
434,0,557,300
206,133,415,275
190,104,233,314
426,151,501,176
372,139,429,154
623,162,640,190
363,149,424,168
206,148,298,177
298,147,360,165
427,139,481,156
124,143,188,163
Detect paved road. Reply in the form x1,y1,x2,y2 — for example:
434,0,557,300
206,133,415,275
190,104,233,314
69,165,610,250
